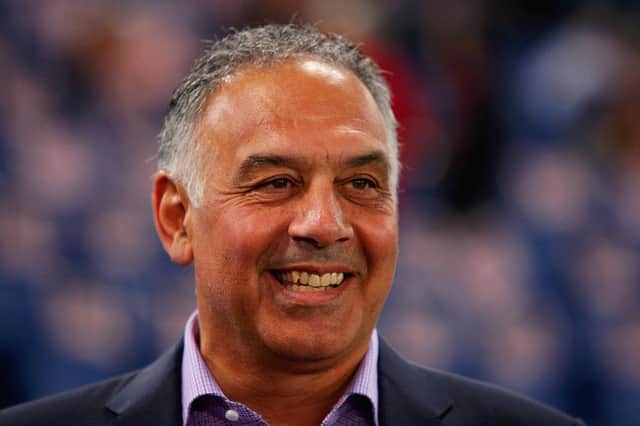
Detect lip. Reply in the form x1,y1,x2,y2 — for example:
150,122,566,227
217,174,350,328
266,270,353,306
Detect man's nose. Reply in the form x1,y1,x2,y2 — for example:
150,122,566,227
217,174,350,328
288,181,354,248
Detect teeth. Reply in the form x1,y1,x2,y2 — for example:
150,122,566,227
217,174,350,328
287,284,327,292
278,269,347,289
321,273,331,286
308,274,321,287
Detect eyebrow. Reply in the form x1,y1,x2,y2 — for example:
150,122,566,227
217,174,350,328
235,154,306,183
234,150,391,183
343,150,390,173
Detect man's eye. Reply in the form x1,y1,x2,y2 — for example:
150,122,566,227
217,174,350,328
350,178,377,190
258,177,293,190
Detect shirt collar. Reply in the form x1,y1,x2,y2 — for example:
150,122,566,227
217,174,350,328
181,310,379,425
327,326,379,425
181,311,225,424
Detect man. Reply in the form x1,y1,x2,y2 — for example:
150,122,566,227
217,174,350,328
0,24,584,426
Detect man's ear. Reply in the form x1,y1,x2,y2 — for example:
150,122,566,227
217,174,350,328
152,172,194,265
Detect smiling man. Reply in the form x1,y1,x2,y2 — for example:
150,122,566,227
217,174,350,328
0,24,584,426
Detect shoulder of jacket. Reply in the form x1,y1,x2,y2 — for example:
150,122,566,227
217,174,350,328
0,370,139,426
378,338,585,425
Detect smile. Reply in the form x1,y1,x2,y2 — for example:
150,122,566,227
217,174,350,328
273,270,347,292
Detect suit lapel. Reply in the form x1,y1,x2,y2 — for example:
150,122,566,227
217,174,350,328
377,337,453,426
105,340,184,426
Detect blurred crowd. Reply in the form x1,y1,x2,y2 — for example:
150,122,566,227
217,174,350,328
1,1,639,425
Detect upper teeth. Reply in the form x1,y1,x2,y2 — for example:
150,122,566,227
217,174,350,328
280,271,345,287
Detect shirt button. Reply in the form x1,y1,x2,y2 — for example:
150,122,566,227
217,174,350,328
225,409,240,422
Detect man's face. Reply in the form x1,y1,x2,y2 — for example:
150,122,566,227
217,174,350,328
189,58,398,364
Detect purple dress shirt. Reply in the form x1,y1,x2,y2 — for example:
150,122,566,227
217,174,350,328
181,311,379,425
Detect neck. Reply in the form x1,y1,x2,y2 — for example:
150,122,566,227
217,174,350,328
199,332,371,426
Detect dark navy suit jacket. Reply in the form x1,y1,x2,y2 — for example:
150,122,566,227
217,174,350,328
0,337,584,426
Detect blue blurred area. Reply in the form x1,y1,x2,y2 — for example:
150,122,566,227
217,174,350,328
1,1,639,425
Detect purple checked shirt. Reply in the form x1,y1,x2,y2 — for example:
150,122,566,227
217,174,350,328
181,311,379,425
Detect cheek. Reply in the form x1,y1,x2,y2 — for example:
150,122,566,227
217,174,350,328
354,213,398,307
358,213,398,272
192,208,285,316
202,204,291,264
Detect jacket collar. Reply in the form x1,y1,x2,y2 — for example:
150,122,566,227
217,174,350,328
105,340,184,426
378,336,453,426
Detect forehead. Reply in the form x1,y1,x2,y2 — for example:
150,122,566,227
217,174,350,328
195,58,389,162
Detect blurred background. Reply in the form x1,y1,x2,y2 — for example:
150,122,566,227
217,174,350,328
1,0,639,424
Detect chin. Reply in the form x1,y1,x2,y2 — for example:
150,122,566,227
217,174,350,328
259,323,365,364
270,338,351,363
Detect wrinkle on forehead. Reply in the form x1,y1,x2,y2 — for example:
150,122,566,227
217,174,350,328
245,115,379,134
333,124,378,137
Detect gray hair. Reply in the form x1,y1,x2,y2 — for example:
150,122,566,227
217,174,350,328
158,24,398,206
